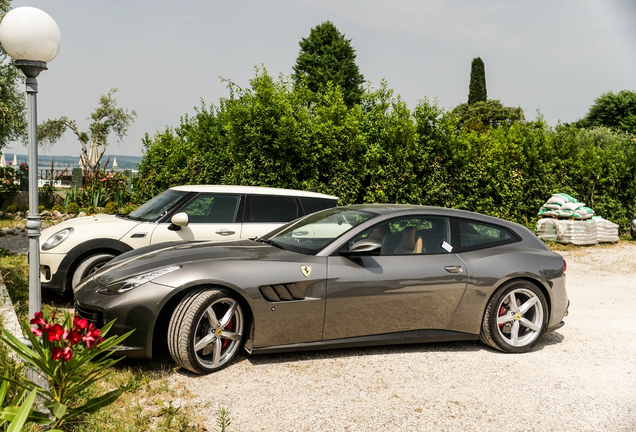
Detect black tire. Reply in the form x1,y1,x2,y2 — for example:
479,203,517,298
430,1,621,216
71,253,116,289
168,287,245,374
480,280,548,353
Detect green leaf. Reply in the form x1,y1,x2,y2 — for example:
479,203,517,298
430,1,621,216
45,400,67,420
6,390,36,432
0,406,52,424
0,378,7,405
64,388,123,422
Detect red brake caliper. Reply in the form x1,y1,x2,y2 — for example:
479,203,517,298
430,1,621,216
498,305,505,329
221,317,233,350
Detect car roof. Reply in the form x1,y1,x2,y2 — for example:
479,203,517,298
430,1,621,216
336,204,526,228
169,185,338,200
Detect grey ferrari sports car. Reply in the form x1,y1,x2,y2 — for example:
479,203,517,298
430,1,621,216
74,205,569,374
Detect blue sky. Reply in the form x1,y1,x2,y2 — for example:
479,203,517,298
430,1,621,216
3,0,635,157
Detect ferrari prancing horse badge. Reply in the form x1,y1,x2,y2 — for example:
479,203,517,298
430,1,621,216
301,265,311,278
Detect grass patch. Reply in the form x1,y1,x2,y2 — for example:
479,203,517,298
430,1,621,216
0,249,204,431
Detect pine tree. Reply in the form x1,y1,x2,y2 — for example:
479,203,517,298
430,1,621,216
293,21,364,106
468,57,487,104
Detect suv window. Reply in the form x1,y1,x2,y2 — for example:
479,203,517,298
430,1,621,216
457,219,515,250
178,194,240,223
299,197,337,215
245,195,300,223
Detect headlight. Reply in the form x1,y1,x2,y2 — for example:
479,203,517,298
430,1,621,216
42,228,74,251
97,265,182,295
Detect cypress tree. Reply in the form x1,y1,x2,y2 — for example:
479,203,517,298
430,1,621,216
468,57,487,104
293,21,365,107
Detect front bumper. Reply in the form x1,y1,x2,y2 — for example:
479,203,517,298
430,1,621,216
74,279,177,359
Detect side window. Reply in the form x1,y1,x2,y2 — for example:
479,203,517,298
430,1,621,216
457,219,514,249
178,194,240,224
299,197,337,215
349,216,452,255
246,195,300,223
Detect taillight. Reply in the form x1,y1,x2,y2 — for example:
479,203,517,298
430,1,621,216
563,259,567,272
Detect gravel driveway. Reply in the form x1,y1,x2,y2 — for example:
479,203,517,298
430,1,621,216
168,242,636,432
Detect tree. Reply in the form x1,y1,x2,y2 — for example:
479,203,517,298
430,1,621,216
451,99,524,132
576,90,636,136
38,89,136,173
293,21,365,107
0,0,27,149
468,57,487,104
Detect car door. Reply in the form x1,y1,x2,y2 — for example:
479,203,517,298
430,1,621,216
150,193,242,244
323,216,468,340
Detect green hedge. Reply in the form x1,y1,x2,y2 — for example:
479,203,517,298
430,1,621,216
135,69,636,231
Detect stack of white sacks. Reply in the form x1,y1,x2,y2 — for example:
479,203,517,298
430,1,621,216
593,216,620,243
536,193,619,244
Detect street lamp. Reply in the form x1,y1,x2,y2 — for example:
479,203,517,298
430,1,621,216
0,7,61,320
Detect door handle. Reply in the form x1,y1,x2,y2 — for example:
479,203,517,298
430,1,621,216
215,229,235,236
444,265,463,273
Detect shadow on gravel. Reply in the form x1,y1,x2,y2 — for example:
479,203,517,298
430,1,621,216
123,333,567,378
117,331,568,378
243,339,485,367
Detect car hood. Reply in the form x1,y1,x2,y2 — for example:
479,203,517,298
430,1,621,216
92,240,292,286
41,214,141,251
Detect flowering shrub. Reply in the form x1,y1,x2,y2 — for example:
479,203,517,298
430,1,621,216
0,310,133,429
80,170,130,207
0,167,20,195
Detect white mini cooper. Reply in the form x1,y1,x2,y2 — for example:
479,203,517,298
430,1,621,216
39,185,338,293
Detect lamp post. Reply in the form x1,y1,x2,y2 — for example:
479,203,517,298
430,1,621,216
0,7,61,320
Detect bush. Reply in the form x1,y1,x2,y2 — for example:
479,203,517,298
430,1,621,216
134,69,636,231
7,204,18,213
52,204,63,212
38,205,45,212
66,202,80,215
104,202,119,214
87,205,97,215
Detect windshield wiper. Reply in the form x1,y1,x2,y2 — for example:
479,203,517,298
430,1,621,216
256,238,285,250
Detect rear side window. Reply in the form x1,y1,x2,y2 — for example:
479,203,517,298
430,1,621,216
299,197,337,215
246,195,300,223
457,219,516,250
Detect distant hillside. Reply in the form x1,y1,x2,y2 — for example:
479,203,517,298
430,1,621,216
6,154,142,171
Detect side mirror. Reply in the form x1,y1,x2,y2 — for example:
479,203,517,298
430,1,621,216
340,239,382,257
168,212,189,231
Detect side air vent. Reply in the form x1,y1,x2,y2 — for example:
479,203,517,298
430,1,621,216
259,284,305,302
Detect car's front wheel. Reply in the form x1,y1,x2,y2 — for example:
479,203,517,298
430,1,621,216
72,253,116,290
168,287,245,374
480,280,548,353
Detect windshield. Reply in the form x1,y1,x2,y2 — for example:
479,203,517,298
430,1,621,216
127,190,188,222
262,208,377,254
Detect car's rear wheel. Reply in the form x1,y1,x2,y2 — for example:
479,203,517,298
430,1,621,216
168,287,245,374
71,253,116,290
480,280,548,353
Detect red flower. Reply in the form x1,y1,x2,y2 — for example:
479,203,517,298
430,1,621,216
50,347,63,360
84,326,102,348
43,323,64,342
30,311,47,328
67,330,83,345
51,347,73,362
73,316,89,330
30,326,42,337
